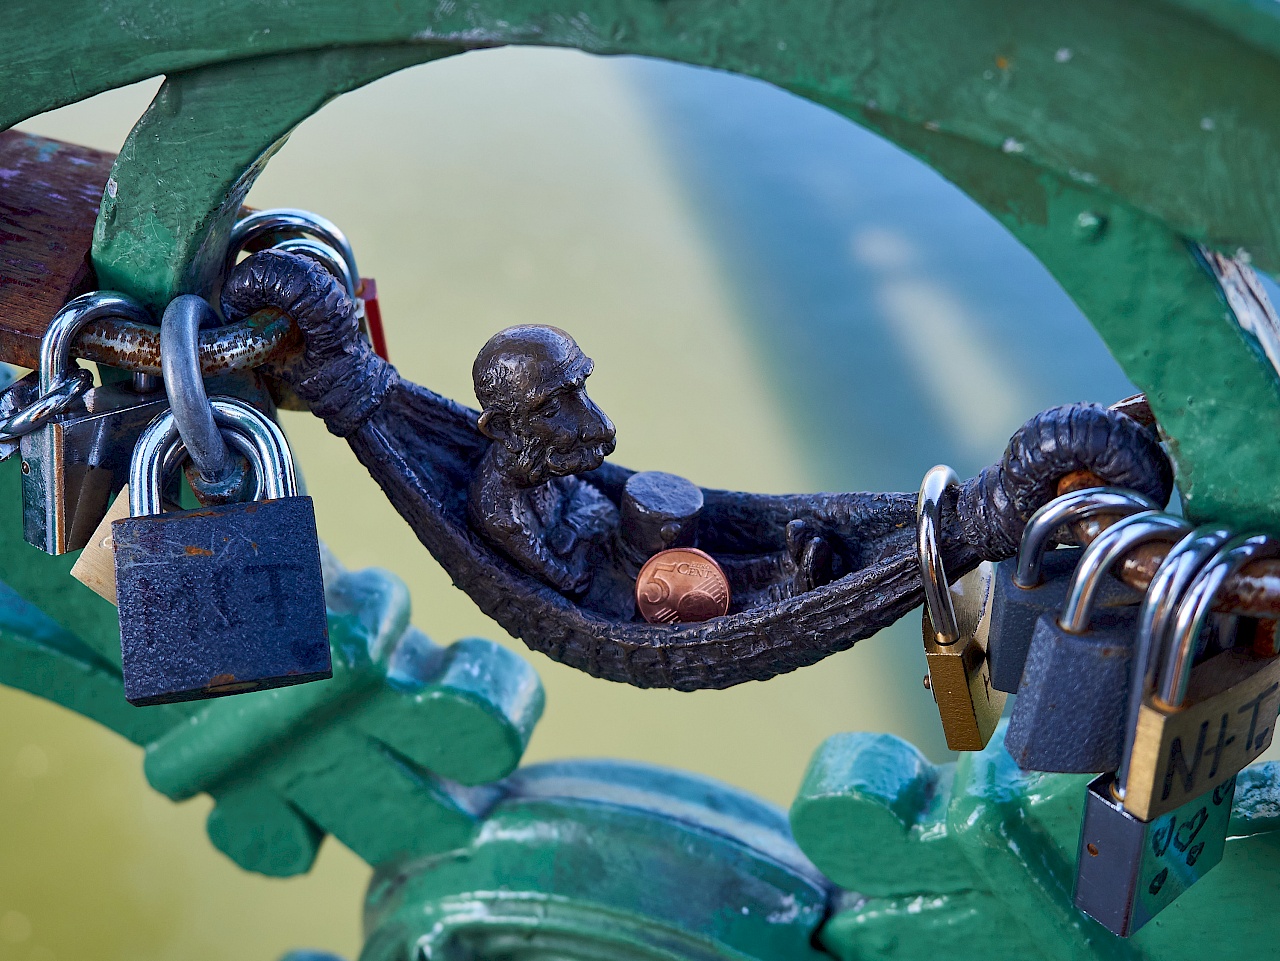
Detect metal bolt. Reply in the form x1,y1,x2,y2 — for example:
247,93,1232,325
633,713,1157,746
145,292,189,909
922,674,932,691
20,461,29,475
1074,211,1108,244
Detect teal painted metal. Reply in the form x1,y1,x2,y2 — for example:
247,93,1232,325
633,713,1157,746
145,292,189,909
4,0,1278,522
792,725,1280,960
3,3,1280,957
362,760,832,961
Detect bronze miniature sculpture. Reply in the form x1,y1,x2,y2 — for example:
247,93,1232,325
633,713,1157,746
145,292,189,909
222,248,1174,691
469,325,619,599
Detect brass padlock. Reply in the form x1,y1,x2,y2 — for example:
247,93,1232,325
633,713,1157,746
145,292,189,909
69,484,133,604
1123,533,1280,820
917,465,1006,751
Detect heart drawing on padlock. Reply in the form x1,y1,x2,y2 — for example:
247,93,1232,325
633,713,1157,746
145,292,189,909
1150,819,1175,857
1149,868,1168,895
1172,806,1208,853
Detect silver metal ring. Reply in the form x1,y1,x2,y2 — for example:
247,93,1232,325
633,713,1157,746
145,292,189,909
228,208,358,285
1014,487,1158,588
273,237,359,300
40,291,151,393
205,394,297,495
0,367,92,440
159,429,262,504
161,295,235,482
1057,511,1191,633
1160,533,1280,706
1116,524,1234,796
130,398,297,517
916,465,960,644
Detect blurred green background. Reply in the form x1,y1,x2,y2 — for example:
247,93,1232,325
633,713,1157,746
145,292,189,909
4,46,1213,961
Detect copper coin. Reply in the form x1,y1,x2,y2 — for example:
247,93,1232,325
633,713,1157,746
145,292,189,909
635,547,731,624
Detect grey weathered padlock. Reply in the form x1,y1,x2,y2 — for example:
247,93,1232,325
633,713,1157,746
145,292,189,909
112,396,331,706
19,292,168,554
1004,511,1191,773
1074,533,1246,937
989,487,1154,693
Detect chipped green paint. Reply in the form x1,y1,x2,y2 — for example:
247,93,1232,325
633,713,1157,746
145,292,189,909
793,726,1280,960
93,45,454,312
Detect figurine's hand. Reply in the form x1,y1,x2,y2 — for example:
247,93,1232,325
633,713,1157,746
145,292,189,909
221,249,397,436
547,559,592,598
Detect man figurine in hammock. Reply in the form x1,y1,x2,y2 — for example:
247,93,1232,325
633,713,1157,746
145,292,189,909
469,325,620,597
467,323,836,608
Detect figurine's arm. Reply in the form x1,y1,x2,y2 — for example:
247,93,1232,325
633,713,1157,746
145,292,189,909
476,484,591,596
501,523,590,596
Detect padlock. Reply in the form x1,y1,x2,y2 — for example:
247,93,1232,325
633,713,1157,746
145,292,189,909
1074,538,1248,936
917,465,1006,751
112,396,330,705
1075,768,1235,937
1122,532,1280,820
988,487,1154,693
358,276,389,361
1004,511,1190,773
19,292,168,554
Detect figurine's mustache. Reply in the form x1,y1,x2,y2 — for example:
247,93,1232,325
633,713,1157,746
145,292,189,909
544,438,614,474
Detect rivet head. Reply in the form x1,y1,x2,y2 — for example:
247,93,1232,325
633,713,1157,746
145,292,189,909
19,461,29,475
1074,211,1108,244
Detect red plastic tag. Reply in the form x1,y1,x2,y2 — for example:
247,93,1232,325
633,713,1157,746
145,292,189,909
359,277,389,362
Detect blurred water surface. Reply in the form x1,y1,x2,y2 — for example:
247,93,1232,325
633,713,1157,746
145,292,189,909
9,46,1146,961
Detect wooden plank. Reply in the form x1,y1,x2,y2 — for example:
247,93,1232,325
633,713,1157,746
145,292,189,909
0,130,113,369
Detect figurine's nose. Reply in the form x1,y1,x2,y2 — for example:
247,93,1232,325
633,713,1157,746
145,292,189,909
581,394,615,445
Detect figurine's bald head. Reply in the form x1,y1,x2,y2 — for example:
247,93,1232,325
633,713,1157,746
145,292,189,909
474,325,592,415
474,325,615,485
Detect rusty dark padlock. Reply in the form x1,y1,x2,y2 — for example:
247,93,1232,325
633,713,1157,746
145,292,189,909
112,396,331,705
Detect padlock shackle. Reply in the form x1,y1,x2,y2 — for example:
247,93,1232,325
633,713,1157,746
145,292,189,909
228,209,358,291
40,291,151,393
128,398,298,517
273,238,359,301
1057,511,1190,634
916,465,960,644
161,295,238,485
1158,534,1280,707
1014,487,1158,589
1116,524,1233,798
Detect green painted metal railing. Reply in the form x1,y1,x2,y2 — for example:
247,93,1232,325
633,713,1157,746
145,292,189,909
4,2,1280,957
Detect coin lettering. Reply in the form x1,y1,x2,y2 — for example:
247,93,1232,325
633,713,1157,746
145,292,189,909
636,548,731,624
